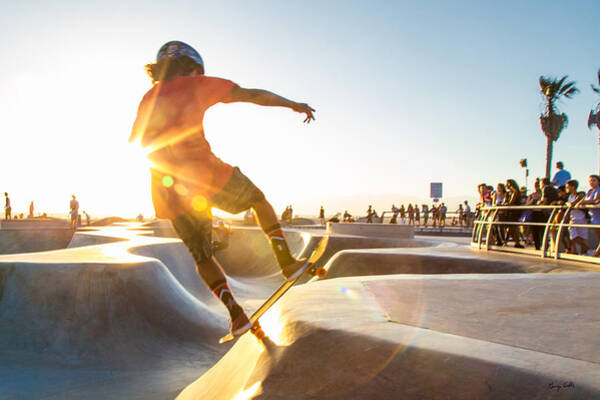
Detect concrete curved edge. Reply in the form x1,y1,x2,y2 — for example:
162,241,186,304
4,221,599,399
0,222,236,399
177,275,600,399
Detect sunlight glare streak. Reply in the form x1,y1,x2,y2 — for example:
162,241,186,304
259,305,285,345
232,381,262,400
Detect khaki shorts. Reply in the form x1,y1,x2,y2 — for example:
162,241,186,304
171,167,264,264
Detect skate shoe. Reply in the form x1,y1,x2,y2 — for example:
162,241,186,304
281,258,310,282
230,311,252,337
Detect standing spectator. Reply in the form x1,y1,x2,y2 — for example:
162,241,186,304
504,179,523,248
457,204,464,227
431,204,438,228
463,201,471,227
551,161,571,187
578,174,600,256
366,205,374,223
422,205,429,226
83,211,91,225
318,206,325,225
565,180,588,254
531,178,558,250
439,203,447,228
414,204,420,225
28,201,34,218
70,195,79,230
4,193,11,220
407,204,414,225
399,205,406,224
390,204,399,224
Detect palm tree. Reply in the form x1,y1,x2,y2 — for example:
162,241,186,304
539,75,579,178
588,69,600,173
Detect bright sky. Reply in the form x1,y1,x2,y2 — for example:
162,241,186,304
1,1,599,218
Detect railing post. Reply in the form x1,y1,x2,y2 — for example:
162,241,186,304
476,210,487,250
540,208,557,258
485,208,499,251
555,206,570,260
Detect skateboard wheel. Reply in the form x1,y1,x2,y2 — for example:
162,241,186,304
315,267,327,278
254,328,265,340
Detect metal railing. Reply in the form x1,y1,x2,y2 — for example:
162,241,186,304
471,204,600,264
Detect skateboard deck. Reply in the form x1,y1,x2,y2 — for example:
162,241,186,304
219,235,329,344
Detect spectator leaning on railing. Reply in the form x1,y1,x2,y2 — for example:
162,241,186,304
504,179,523,248
565,179,589,255
578,174,600,256
530,178,558,251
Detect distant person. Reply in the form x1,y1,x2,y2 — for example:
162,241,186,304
407,204,414,225
243,209,255,226
422,205,429,226
504,179,523,248
414,204,420,225
343,210,352,222
69,195,79,230
281,206,289,223
390,204,399,224
318,206,325,225
431,204,438,227
551,161,571,187
366,205,374,223
457,204,464,226
212,220,232,252
565,180,588,254
463,201,471,227
130,41,316,338
84,211,91,225
399,205,406,224
28,201,34,218
578,174,600,256
439,203,447,227
4,193,11,220
531,178,558,250
136,213,144,222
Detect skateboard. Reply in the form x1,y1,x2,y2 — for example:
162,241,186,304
219,235,329,344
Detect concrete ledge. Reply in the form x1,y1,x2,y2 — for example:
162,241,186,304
0,219,70,230
327,222,414,238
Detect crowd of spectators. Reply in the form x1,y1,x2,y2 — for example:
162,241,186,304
476,161,600,256
387,203,471,228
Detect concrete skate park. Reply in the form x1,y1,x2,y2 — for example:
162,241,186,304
1,220,599,399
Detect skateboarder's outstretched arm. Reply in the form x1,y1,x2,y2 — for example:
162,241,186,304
226,86,315,123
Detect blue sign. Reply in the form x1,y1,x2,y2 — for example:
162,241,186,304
430,182,443,199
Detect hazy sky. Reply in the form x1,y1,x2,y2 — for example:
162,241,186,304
1,1,599,217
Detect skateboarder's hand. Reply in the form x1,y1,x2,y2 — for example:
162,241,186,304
293,103,316,123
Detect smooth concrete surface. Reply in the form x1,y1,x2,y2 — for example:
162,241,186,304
0,219,73,255
327,222,414,238
0,222,598,399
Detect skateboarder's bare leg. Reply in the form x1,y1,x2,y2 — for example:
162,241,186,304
251,198,308,280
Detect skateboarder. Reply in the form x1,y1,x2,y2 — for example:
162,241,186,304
130,41,316,337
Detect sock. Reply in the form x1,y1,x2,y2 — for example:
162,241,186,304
210,279,242,319
265,223,295,267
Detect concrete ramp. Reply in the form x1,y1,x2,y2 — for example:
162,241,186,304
177,276,600,399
